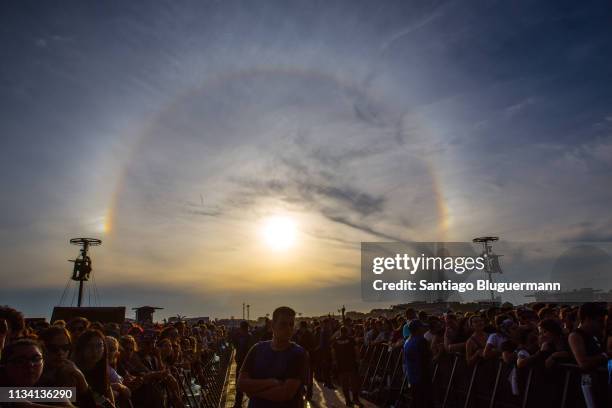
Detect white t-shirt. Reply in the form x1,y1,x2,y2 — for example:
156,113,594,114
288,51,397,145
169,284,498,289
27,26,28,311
486,333,508,350
510,349,530,396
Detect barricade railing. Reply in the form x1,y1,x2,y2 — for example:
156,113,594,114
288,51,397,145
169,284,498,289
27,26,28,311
356,345,609,408
171,341,233,408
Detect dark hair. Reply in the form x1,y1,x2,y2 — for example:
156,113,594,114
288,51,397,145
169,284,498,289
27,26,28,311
518,327,535,346
494,314,509,327
579,303,607,322
539,319,563,337
156,338,175,365
469,315,484,326
240,321,249,330
74,329,108,397
159,326,178,341
157,338,171,348
0,338,42,366
560,307,576,320
272,306,295,323
0,306,25,335
67,317,90,331
501,339,517,353
119,335,138,352
127,325,143,336
537,307,555,320
39,326,72,346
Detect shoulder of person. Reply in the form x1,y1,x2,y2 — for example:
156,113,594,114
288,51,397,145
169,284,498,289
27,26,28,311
570,328,585,337
244,340,266,358
517,349,530,358
568,330,585,344
253,339,271,348
289,341,306,354
417,336,429,346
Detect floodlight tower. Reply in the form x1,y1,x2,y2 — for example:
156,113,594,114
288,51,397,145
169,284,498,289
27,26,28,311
69,238,102,307
472,236,503,302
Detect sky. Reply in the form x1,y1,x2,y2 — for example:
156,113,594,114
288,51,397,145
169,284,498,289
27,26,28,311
1,0,611,320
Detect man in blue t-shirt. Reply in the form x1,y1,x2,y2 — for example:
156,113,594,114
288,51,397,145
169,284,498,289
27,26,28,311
402,308,417,339
238,306,307,408
403,319,433,408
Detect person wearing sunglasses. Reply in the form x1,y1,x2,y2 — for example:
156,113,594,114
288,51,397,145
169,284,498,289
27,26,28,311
38,326,91,406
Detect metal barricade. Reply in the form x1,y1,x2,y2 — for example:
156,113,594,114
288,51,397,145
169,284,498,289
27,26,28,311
171,342,233,408
388,354,607,408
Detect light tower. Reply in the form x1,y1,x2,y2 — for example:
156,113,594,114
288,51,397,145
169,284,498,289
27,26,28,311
472,236,503,303
68,238,102,307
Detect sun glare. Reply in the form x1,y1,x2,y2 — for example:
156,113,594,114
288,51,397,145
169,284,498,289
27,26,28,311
261,216,297,251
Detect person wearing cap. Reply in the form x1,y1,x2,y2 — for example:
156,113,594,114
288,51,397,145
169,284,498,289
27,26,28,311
403,320,433,408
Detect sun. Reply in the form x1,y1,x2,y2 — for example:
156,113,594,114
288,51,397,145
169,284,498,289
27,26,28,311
261,216,297,251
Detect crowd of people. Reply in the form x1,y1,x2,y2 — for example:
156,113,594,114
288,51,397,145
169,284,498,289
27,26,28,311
0,306,228,408
2,302,611,408
232,302,612,408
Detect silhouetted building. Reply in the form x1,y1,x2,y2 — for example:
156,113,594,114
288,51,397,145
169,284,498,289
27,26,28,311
133,306,163,324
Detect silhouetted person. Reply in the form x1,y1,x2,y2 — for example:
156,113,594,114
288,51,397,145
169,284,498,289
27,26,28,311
232,321,255,408
238,307,307,408
569,303,609,408
292,321,315,400
332,326,362,406
403,320,433,408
